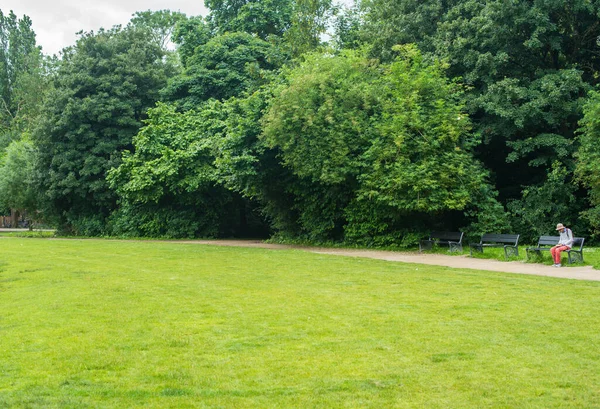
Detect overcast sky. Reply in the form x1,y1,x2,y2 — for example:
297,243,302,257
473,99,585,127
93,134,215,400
3,0,210,55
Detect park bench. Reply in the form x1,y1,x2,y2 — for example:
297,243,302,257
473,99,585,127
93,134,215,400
526,236,585,264
526,236,558,261
419,231,464,253
469,233,520,259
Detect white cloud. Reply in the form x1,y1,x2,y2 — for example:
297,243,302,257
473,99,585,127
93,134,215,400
3,0,209,55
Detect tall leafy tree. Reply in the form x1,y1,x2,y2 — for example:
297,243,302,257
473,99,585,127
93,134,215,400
359,0,456,61
0,9,48,225
359,0,599,237
33,26,170,234
0,138,39,224
129,10,187,52
0,9,41,145
332,4,363,50
205,0,335,57
107,100,271,238
163,31,288,109
283,0,336,57
575,91,600,238
433,1,594,188
262,47,491,244
107,102,249,238
171,16,212,67
205,0,294,38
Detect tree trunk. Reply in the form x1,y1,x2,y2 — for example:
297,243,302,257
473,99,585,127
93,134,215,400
10,209,20,228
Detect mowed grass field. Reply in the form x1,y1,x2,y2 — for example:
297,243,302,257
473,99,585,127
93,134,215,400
1,238,599,408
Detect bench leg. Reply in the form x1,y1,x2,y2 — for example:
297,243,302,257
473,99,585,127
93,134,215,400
504,246,519,259
469,245,482,257
568,251,583,264
526,249,542,261
449,242,463,253
419,240,433,253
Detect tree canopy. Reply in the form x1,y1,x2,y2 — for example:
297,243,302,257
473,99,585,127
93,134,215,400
32,26,171,234
163,31,288,109
4,1,600,243
262,47,491,244
0,9,42,143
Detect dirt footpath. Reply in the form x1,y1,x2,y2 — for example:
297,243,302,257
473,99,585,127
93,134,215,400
185,239,600,282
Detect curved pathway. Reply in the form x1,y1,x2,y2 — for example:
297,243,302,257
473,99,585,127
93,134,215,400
3,231,597,281
185,239,600,282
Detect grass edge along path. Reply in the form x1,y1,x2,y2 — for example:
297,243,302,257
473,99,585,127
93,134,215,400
173,239,600,282
1,238,600,408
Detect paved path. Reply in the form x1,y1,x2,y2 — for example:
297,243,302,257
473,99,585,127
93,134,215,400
185,240,600,282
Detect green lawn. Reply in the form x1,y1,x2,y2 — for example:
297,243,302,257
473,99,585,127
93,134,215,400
1,238,599,408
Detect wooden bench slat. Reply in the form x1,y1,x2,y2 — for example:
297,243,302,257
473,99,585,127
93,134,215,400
429,231,463,241
526,236,559,253
479,234,520,244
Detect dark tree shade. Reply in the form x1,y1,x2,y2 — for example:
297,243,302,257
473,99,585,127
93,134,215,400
33,26,171,234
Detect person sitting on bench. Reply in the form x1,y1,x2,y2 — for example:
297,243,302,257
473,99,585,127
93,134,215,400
551,223,574,268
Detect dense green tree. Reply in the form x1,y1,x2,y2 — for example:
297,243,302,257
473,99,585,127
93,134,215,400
108,103,220,206
107,101,270,238
575,91,600,238
209,89,302,236
0,138,39,222
507,162,580,242
432,1,593,191
359,0,599,239
262,47,492,244
129,10,187,51
260,49,382,240
205,0,294,38
360,0,455,61
33,26,170,234
171,16,212,67
163,32,288,109
0,10,37,119
0,9,42,146
283,0,336,57
332,5,363,50
0,9,48,226
205,0,335,57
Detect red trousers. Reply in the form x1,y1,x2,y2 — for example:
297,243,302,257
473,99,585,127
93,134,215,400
550,245,570,264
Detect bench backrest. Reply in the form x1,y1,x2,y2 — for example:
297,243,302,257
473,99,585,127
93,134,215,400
480,233,520,245
536,235,559,247
572,237,585,251
536,236,584,250
430,231,463,243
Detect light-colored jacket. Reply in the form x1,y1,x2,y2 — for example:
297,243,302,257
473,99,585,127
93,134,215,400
558,228,574,248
